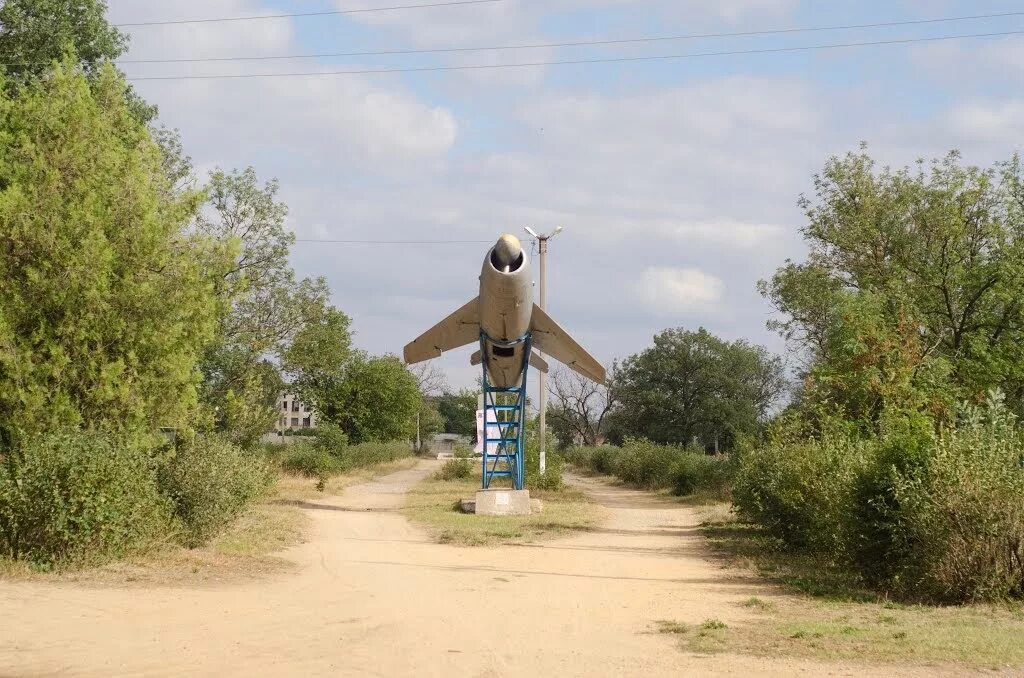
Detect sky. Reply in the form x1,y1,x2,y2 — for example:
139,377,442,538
106,0,1024,393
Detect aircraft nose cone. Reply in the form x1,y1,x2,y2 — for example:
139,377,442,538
493,234,522,268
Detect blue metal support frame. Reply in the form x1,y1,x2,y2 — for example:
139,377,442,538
480,332,531,491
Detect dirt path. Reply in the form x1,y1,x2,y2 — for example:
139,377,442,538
0,461,951,677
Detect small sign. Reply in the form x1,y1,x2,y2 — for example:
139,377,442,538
495,492,510,506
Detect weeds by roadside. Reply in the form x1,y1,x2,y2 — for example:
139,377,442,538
687,502,1024,668
402,468,600,546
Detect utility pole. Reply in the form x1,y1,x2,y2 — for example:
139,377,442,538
524,226,562,474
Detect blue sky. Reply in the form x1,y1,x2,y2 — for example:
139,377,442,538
107,0,1024,392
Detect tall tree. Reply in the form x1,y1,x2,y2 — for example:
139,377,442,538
435,389,478,437
547,366,617,447
0,0,125,79
0,0,156,123
320,353,421,444
0,64,222,440
196,168,331,445
283,311,420,443
614,328,784,450
762,148,1024,425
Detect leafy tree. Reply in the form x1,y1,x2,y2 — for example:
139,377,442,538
415,398,444,450
0,0,155,123
762,148,1024,425
0,0,125,79
284,310,418,443
282,306,353,410
614,328,784,450
196,168,331,445
0,64,221,440
324,354,421,444
435,389,478,437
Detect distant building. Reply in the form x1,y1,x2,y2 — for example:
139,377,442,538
275,393,316,432
431,433,473,453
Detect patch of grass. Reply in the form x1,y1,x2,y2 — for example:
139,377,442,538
740,597,777,612
656,620,689,635
692,502,1024,667
276,458,418,500
402,469,602,546
699,503,874,602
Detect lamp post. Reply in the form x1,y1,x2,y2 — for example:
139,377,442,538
524,225,562,474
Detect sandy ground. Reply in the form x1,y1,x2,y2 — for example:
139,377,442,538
0,460,959,677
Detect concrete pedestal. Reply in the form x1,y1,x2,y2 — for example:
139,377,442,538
471,489,532,516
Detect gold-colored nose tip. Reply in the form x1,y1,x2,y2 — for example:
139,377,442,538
493,234,522,268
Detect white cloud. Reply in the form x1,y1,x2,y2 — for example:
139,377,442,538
636,267,725,313
943,100,1024,143
109,1,294,63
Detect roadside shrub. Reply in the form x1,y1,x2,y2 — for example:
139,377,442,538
313,422,349,457
615,438,681,489
436,457,473,480
0,431,172,565
562,446,593,469
281,442,335,477
590,445,621,475
672,451,733,499
733,428,866,555
867,396,1024,601
525,430,564,491
341,441,412,471
159,434,272,546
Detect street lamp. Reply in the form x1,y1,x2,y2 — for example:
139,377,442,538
524,225,562,474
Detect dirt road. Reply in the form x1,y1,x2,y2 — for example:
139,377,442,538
0,461,946,677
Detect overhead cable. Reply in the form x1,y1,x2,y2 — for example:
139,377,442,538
107,10,1024,64
293,239,492,244
126,29,1024,81
114,0,502,28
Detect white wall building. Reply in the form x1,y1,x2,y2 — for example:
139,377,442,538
275,393,316,431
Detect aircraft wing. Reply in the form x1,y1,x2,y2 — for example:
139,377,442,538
529,304,606,384
403,296,480,364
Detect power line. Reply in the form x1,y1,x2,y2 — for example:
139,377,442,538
113,0,502,28
126,29,1024,81
107,10,1024,64
293,239,492,244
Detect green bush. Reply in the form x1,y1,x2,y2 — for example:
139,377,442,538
341,441,412,471
524,429,564,491
566,441,733,498
615,438,683,489
436,457,473,480
672,451,733,499
159,434,272,546
733,427,866,555
736,394,1024,602
281,442,336,477
314,422,349,456
0,431,172,565
870,397,1024,601
279,439,412,491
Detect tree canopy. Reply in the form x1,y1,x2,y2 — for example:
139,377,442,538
0,64,222,440
762,148,1024,427
435,389,478,437
195,167,332,446
612,328,784,450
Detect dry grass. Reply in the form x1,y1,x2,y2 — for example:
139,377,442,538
0,458,419,585
681,502,1024,669
402,470,602,546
